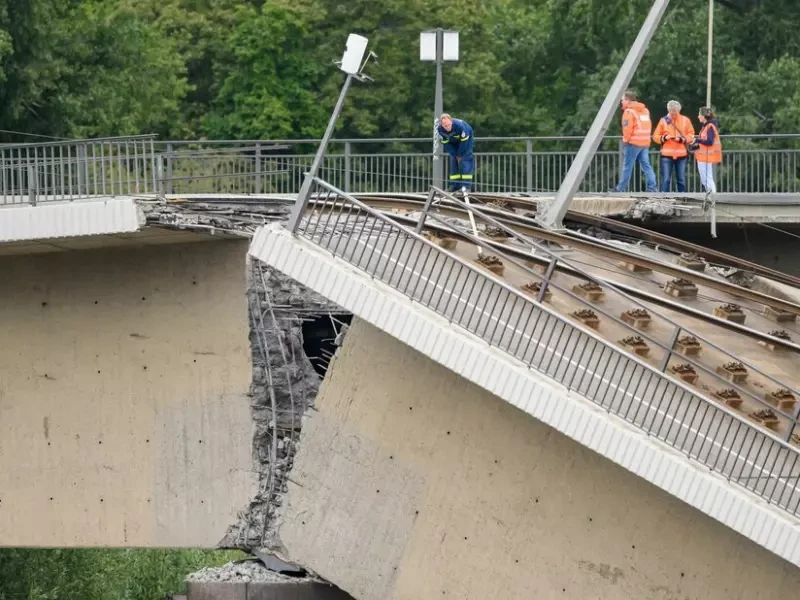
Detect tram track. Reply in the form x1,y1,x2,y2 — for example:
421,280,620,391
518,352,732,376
353,193,800,316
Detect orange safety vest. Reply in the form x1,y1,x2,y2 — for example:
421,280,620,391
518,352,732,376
622,102,652,148
653,114,695,158
695,122,722,164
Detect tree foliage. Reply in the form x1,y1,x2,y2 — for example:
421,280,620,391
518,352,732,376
1,1,799,139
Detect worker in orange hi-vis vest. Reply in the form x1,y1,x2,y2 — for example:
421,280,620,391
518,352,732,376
613,90,657,193
692,106,722,195
653,100,695,193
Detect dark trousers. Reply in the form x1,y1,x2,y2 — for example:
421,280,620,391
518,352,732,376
448,153,475,191
660,156,688,193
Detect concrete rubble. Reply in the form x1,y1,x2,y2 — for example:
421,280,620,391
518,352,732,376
186,560,355,600
189,561,299,584
138,196,294,236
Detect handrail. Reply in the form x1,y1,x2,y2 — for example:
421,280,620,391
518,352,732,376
154,133,800,144
289,176,800,518
4,133,799,150
0,134,157,148
7,134,800,203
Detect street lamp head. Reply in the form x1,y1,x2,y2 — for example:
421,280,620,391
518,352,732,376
420,31,437,61
340,33,368,75
420,30,460,62
442,31,459,61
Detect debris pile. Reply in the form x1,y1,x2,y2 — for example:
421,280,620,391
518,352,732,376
188,561,294,584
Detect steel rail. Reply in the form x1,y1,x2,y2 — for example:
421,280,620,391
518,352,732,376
566,211,800,289
353,194,800,315
466,191,800,289
391,213,800,355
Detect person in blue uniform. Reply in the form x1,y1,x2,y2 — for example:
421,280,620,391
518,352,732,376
437,114,474,192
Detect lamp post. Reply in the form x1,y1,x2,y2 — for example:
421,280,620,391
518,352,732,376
420,28,459,190
288,34,371,231
706,0,714,106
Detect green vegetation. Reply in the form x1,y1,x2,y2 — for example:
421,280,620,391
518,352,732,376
0,548,244,599
0,0,797,595
1,0,799,142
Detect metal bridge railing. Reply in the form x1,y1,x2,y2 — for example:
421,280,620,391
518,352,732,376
289,176,800,519
153,136,800,196
0,135,157,205
5,134,800,205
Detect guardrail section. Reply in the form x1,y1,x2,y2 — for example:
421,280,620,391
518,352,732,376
1,136,157,205
290,177,800,519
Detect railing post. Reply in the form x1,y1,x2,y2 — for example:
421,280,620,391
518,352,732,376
157,154,165,197
526,138,534,193
537,258,558,302
1,150,6,205
166,143,173,195
255,142,262,194
415,187,437,234
77,144,86,196
786,414,798,443
659,326,681,371
344,141,352,193
27,163,37,206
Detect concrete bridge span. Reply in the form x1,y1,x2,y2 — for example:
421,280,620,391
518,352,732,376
272,316,800,599
0,236,255,547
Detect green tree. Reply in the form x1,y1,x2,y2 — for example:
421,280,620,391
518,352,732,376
202,1,328,139
0,0,188,140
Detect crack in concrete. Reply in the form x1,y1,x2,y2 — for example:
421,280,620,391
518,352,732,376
220,261,346,551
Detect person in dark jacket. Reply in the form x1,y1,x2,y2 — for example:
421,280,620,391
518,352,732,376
437,114,474,191
693,107,722,194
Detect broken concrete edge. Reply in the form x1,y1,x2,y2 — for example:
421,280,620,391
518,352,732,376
133,201,348,582
137,197,294,238
217,259,347,553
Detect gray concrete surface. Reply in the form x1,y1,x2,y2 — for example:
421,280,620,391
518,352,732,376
272,318,800,600
0,239,254,546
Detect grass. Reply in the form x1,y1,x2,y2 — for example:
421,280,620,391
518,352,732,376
0,548,247,600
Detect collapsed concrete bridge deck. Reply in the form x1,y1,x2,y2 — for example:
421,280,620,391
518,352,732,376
3,190,800,598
